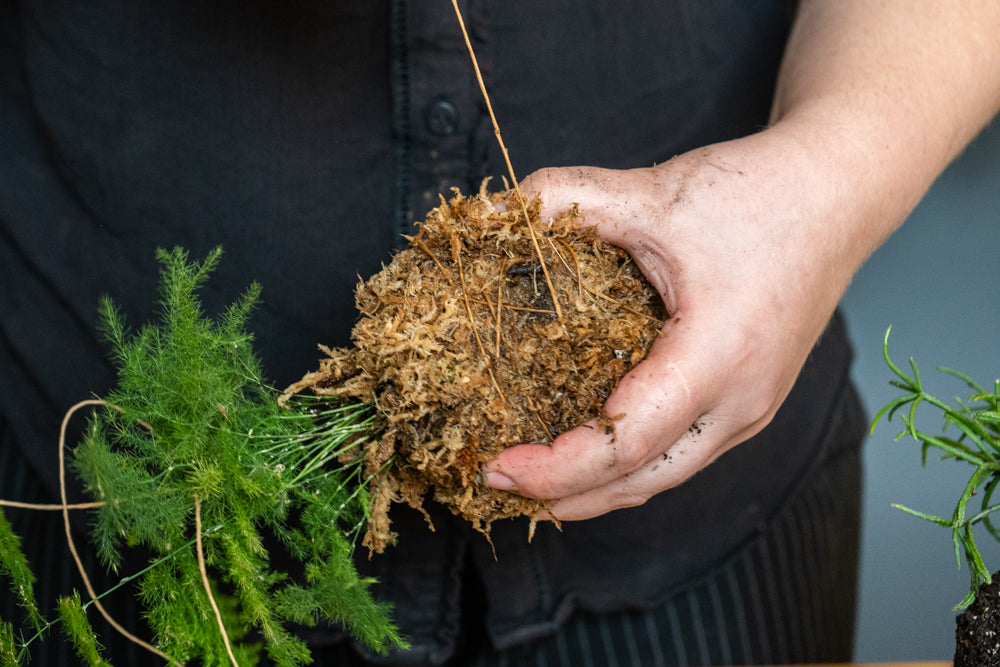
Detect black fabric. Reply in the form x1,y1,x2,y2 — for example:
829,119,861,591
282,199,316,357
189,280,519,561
1,0,397,499
0,0,859,664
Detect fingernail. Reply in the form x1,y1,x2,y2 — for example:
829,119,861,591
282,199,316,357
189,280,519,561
484,471,518,491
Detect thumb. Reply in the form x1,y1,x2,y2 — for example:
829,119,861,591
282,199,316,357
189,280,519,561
519,166,624,225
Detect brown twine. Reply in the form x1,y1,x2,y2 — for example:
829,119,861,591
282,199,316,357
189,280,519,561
449,0,564,324
57,399,176,663
194,496,239,667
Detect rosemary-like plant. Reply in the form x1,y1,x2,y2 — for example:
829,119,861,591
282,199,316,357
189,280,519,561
873,327,1000,609
0,247,406,665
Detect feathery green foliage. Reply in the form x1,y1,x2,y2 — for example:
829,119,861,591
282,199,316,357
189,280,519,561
0,621,20,667
0,247,406,665
873,327,1000,609
0,511,44,635
57,592,110,666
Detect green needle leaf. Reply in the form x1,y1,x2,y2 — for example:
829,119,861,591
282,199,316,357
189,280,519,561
56,592,111,667
0,511,44,634
878,328,1000,609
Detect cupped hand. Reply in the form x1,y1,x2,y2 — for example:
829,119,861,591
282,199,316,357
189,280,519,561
483,127,866,520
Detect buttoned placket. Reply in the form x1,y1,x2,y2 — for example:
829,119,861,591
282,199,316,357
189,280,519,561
390,0,491,242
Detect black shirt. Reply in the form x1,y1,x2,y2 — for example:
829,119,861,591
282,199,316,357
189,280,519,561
1,0,853,661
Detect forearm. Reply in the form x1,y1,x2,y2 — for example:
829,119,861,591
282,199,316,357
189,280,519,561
771,0,1000,254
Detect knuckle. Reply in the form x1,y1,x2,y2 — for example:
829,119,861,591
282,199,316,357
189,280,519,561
741,389,782,429
533,480,566,500
609,489,651,511
517,471,573,501
615,446,649,474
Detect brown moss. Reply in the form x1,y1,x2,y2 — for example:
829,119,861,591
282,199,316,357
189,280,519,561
285,186,667,552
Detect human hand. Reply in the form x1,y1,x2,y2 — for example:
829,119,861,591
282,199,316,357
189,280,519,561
483,129,866,520
479,0,1000,521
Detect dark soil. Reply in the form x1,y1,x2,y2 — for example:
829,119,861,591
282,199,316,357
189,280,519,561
955,571,1000,665
285,187,667,552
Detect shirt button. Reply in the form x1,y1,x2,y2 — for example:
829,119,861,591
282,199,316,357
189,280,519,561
425,99,459,136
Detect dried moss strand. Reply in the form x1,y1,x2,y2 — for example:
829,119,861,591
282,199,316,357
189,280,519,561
448,0,518,202
413,238,456,289
545,237,572,277
451,236,510,407
495,258,506,357
470,267,507,361
464,295,555,316
58,399,175,664
449,0,564,324
477,290,503,358
478,284,499,323
517,205,564,323
555,237,586,301
451,235,489,360
587,288,664,324
530,407,555,443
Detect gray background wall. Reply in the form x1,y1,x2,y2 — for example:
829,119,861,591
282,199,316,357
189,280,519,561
842,119,1000,660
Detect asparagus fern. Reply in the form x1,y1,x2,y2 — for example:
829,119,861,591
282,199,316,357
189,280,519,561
56,592,111,667
0,247,406,664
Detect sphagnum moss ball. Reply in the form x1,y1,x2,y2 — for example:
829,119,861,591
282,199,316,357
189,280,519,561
285,188,668,552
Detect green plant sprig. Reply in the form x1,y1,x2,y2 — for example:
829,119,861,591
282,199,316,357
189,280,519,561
4,533,198,665
873,326,1000,609
0,247,406,665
